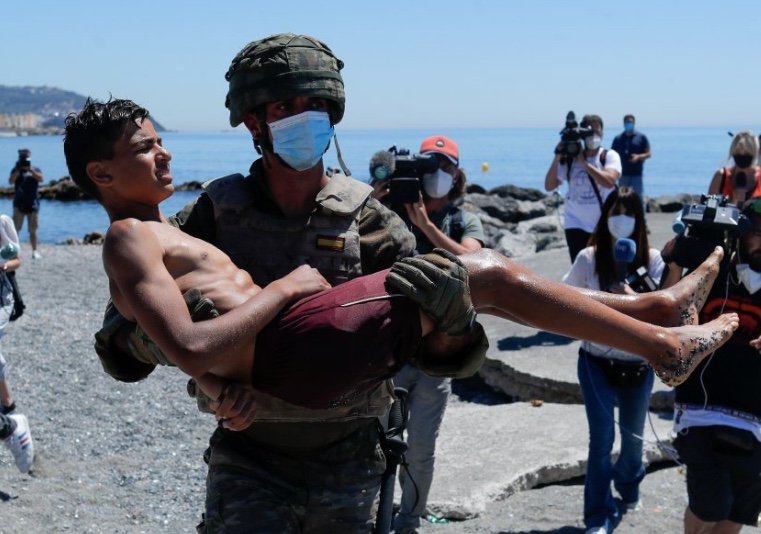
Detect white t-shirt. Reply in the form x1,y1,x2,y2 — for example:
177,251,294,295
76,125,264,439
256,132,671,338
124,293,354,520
556,148,622,232
0,214,19,256
563,245,665,362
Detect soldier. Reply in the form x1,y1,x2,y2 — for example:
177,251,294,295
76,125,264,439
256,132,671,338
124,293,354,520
93,33,488,533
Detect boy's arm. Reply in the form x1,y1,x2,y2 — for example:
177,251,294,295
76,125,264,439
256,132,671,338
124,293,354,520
104,219,329,381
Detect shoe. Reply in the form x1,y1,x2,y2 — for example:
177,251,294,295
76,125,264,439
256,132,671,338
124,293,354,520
1,402,16,415
624,500,641,512
585,528,608,534
32,250,41,260
4,414,33,472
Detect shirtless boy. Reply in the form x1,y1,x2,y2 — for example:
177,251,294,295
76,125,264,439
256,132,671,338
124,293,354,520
63,98,739,418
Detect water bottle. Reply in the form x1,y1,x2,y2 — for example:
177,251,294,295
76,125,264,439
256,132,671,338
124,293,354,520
0,242,18,261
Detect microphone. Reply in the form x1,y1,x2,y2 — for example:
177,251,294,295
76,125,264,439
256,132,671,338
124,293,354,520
672,211,686,235
613,238,637,283
369,150,395,182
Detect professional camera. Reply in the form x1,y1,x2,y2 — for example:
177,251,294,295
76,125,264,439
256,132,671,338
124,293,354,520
555,111,594,166
669,194,749,270
370,146,439,204
16,150,31,171
625,267,658,293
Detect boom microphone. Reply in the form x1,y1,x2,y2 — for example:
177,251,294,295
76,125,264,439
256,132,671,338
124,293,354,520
369,149,396,182
614,238,637,283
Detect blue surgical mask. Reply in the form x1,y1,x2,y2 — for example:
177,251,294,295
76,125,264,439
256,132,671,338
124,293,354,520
624,122,635,133
268,111,334,171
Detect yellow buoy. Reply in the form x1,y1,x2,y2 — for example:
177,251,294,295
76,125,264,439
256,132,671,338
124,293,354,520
481,162,489,173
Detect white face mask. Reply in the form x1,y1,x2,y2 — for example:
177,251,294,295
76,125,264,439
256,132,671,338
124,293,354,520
422,169,454,198
736,263,761,294
607,214,636,239
585,135,602,150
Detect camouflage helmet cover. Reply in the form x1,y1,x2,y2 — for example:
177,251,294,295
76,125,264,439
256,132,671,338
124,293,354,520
225,33,345,127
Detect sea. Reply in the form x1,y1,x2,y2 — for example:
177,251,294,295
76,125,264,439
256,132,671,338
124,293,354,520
0,126,748,244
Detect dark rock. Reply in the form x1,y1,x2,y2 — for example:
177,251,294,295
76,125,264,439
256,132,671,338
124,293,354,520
649,193,696,213
465,183,487,195
488,184,547,201
84,232,105,244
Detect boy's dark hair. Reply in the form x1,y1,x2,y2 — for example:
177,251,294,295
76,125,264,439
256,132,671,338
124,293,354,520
623,114,635,123
63,98,150,200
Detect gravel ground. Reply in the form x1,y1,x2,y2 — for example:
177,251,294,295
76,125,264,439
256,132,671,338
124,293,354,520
0,243,700,534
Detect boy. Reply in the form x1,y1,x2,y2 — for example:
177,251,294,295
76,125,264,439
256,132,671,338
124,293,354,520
63,98,738,419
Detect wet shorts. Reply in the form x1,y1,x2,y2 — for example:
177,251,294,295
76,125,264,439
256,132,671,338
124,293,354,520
252,269,422,409
674,425,761,526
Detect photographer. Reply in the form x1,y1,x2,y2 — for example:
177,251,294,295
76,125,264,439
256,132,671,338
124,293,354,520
8,149,43,259
371,135,484,533
545,114,621,263
708,130,761,208
667,197,761,533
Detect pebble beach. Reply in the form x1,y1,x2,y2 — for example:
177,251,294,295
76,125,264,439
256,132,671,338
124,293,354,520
0,222,696,533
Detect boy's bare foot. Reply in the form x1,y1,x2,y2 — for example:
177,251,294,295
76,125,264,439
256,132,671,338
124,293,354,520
661,247,723,327
651,312,739,387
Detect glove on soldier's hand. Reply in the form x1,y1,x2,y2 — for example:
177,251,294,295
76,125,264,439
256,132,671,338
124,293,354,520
386,248,476,335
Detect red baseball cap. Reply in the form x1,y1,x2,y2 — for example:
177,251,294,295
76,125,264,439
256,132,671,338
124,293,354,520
420,135,459,165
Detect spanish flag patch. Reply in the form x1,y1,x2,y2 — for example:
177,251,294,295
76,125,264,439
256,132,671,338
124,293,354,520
316,235,346,252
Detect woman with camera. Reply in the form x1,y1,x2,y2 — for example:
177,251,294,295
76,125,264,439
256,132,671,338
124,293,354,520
563,187,679,534
708,130,761,208
386,135,485,533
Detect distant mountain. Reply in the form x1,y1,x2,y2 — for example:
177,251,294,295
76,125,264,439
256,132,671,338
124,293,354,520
0,85,166,131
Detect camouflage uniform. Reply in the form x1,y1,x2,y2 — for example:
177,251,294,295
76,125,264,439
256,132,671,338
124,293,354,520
173,163,415,533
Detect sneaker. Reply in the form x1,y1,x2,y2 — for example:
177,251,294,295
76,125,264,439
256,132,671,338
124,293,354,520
32,250,41,260
1,402,16,415
585,528,608,534
4,414,33,472
624,500,641,512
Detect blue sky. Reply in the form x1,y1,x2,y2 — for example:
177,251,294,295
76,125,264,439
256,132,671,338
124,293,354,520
4,1,760,131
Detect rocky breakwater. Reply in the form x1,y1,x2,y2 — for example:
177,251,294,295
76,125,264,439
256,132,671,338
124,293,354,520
456,185,694,411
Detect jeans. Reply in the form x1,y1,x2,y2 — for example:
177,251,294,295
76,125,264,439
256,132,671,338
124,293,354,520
392,364,451,532
577,352,655,531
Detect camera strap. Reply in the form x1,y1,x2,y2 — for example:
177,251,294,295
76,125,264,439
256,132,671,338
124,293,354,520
585,149,609,208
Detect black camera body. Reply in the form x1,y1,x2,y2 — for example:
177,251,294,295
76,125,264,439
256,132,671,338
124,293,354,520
625,267,658,293
670,194,749,270
556,111,594,165
387,147,439,204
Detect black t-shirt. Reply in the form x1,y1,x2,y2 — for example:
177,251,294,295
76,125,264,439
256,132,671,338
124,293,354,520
675,266,761,418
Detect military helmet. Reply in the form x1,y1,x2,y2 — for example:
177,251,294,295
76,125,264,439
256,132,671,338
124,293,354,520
225,33,345,127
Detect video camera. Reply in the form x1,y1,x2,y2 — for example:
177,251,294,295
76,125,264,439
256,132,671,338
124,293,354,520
555,111,594,166
669,194,749,270
16,149,31,171
369,146,439,204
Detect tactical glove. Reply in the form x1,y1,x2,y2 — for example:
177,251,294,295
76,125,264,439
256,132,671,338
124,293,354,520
386,248,476,335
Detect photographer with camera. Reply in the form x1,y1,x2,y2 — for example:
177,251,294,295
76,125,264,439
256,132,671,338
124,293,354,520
564,187,680,534
369,135,484,533
708,130,761,209
8,149,43,259
545,113,622,263
664,196,761,534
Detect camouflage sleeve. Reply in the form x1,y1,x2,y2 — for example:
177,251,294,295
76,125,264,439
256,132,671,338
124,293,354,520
359,197,416,272
93,290,219,382
167,192,216,242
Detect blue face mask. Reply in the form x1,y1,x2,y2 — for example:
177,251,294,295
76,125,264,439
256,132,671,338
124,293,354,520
268,111,334,171
624,122,634,133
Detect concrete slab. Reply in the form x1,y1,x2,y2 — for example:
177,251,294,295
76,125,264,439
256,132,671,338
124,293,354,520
421,401,675,518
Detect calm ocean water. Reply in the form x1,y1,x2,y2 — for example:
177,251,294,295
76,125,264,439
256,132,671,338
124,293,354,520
0,126,749,243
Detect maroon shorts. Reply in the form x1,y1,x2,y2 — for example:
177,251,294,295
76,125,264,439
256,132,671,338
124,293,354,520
252,269,422,408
